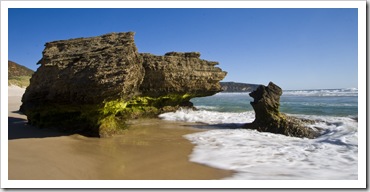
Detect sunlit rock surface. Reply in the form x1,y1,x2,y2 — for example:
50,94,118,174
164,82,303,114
20,32,227,137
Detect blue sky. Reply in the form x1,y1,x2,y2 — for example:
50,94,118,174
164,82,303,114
8,8,358,90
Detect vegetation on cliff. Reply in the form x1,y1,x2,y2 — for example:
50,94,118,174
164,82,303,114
8,60,34,88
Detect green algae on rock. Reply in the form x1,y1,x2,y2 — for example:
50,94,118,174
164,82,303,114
20,32,227,137
121,94,196,118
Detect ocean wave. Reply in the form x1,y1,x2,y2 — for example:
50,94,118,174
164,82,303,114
215,88,358,97
184,123,358,180
195,105,219,110
281,102,357,107
159,108,255,125
283,88,358,97
160,109,358,180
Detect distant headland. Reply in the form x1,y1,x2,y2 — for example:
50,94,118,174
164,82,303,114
220,82,260,92
8,60,34,88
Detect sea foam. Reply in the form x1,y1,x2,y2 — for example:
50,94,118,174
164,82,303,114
283,88,358,97
159,108,254,125
160,109,358,180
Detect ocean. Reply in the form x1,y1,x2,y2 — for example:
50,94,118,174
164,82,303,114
159,88,358,180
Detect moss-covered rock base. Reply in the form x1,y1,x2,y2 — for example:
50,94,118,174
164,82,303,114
22,94,195,137
20,32,227,137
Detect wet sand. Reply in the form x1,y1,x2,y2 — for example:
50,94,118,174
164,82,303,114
8,86,233,180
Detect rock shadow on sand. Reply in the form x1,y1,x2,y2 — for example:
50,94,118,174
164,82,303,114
8,116,72,140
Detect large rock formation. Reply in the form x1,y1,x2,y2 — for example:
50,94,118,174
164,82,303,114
20,32,227,137
243,82,320,139
140,52,225,97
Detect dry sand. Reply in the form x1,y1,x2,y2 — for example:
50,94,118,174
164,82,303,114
8,86,233,180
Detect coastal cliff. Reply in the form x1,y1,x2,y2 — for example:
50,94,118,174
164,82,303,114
20,32,227,137
8,60,34,88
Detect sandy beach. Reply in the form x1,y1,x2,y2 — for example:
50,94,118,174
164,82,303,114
8,86,233,180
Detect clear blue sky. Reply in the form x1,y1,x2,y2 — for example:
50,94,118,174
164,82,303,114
8,8,358,90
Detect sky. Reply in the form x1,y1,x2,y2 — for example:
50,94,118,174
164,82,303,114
8,8,358,90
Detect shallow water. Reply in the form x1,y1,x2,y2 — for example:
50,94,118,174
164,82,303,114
159,89,358,180
8,118,233,180
8,87,233,180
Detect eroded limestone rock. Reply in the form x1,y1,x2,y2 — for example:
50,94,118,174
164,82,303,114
20,32,227,137
140,52,226,97
244,82,320,139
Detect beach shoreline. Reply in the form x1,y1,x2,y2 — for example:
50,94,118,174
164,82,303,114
8,86,233,180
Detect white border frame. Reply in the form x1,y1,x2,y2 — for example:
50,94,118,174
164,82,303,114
1,0,366,189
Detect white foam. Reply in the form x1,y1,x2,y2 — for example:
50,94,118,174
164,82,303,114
184,115,358,180
160,109,358,180
282,102,357,107
195,105,219,110
283,88,358,97
215,88,358,97
159,108,255,125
